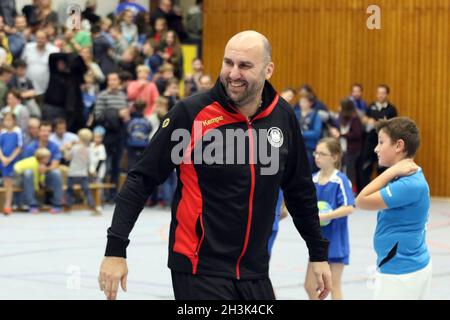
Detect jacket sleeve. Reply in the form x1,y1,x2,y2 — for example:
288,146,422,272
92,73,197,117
280,110,329,262
105,101,191,258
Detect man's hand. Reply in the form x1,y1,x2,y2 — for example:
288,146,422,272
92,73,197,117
310,261,332,300
99,257,128,300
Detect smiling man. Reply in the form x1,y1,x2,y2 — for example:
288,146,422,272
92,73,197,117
99,30,331,300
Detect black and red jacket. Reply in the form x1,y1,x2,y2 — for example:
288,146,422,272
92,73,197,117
105,80,329,280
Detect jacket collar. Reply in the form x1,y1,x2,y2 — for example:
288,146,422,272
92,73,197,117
210,78,278,119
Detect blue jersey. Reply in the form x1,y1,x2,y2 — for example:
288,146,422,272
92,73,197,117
375,168,430,274
23,140,61,165
313,170,354,262
0,128,23,156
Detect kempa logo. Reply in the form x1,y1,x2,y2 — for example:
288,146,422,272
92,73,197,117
203,116,224,127
267,127,283,148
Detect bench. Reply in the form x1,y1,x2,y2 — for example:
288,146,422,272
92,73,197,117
0,183,116,209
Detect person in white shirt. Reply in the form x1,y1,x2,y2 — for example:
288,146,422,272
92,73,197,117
21,30,59,105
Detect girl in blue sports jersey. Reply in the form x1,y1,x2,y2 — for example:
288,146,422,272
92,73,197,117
0,113,23,215
304,137,354,300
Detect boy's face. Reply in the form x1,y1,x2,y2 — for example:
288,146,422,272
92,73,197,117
94,134,103,144
375,130,401,167
2,116,15,129
16,66,26,77
39,155,51,165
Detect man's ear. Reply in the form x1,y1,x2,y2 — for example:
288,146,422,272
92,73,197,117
265,62,274,80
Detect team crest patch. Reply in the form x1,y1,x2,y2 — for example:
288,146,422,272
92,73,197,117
162,118,170,128
267,127,283,148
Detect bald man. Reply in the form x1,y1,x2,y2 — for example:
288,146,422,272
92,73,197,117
99,31,332,300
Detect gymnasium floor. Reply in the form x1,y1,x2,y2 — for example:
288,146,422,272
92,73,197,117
1,199,449,300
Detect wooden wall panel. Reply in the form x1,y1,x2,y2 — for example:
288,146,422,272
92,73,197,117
203,0,450,197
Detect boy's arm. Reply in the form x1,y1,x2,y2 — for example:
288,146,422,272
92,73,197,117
320,206,353,221
7,147,22,162
356,159,419,210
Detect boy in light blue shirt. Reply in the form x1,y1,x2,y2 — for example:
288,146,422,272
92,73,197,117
356,117,431,300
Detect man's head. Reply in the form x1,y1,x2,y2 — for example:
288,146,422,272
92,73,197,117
198,74,213,92
159,0,172,13
136,65,150,80
107,73,121,91
375,117,420,167
53,118,67,137
376,84,390,104
39,121,53,143
220,30,274,107
28,117,41,139
35,30,48,49
351,83,363,100
15,15,28,32
155,96,169,117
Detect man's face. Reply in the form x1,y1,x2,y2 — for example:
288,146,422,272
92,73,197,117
15,16,27,32
36,32,47,48
160,0,172,13
351,86,363,100
220,41,273,107
39,125,52,142
376,87,388,103
55,123,66,136
192,59,203,72
198,76,212,92
108,74,121,90
280,90,294,104
28,120,40,138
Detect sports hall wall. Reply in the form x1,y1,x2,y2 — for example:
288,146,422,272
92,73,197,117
202,0,450,197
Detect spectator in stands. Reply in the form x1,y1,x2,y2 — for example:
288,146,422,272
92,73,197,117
135,11,152,46
0,64,14,106
115,0,147,17
155,62,175,94
299,94,322,171
94,72,129,201
148,96,168,138
184,57,204,96
149,17,167,49
280,87,296,106
119,9,138,46
36,0,58,26
64,128,99,214
49,117,79,153
348,83,367,117
9,59,41,118
127,65,159,117
92,24,117,79
2,89,30,133
359,85,397,190
4,15,27,60
197,74,213,93
0,0,17,27
142,40,163,78
13,147,51,212
109,24,129,63
163,78,179,111
21,29,59,107
81,72,99,127
0,15,13,65
89,125,106,184
100,17,114,45
0,112,22,215
79,46,105,85
23,117,40,147
332,99,363,188
21,121,63,214
61,26,92,54
151,0,188,42
118,47,138,80
159,30,183,79
126,100,151,170
186,0,203,57
82,0,101,27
